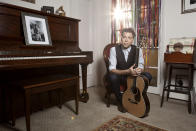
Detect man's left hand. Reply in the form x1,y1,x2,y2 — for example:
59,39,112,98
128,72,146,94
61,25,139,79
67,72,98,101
134,68,142,75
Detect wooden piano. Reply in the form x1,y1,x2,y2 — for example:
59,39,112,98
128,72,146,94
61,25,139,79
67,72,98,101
0,2,93,124
161,52,194,113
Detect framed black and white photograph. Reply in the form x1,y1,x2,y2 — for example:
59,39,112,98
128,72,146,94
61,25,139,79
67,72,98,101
182,0,196,14
21,12,52,46
41,6,54,14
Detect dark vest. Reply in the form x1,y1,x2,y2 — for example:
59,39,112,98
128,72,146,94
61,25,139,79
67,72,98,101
115,44,137,70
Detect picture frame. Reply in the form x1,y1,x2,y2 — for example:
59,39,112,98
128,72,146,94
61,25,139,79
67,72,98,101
41,6,54,14
182,0,196,14
21,12,52,46
167,37,195,54
21,0,35,4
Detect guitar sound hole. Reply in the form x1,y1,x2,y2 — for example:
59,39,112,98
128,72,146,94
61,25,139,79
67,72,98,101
135,90,141,102
131,86,138,94
131,87,141,102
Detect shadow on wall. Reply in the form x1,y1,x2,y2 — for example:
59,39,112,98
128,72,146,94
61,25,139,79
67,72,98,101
94,56,109,104
96,57,106,87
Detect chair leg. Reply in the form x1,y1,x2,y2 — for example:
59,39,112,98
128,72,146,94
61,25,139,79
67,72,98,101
104,93,107,99
160,88,165,107
167,65,172,101
106,92,111,107
167,86,170,101
188,92,191,113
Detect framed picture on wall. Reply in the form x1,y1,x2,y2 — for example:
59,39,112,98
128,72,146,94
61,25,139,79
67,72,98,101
21,12,52,46
41,6,54,14
182,0,196,14
21,0,35,4
167,37,195,54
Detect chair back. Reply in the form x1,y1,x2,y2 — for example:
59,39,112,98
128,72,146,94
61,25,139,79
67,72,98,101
103,43,116,72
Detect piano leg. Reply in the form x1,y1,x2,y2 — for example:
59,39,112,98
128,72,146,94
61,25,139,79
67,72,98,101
2,87,6,122
80,64,89,103
24,90,31,131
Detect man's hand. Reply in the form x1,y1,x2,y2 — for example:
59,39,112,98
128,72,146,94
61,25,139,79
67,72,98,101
135,68,142,75
128,65,143,75
110,65,143,75
128,64,137,75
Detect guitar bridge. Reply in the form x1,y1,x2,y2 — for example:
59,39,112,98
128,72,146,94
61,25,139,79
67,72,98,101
128,98,138,104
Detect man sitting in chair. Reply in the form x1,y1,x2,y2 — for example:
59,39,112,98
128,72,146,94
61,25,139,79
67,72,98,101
108,28,151,113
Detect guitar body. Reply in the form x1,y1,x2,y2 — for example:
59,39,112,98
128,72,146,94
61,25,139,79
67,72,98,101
122,75,150,118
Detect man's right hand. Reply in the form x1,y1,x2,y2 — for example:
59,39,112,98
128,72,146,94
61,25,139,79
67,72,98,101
128,64,137,75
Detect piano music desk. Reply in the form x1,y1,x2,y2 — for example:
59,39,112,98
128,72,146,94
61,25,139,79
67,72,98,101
160,52,194,113
9,75,79,131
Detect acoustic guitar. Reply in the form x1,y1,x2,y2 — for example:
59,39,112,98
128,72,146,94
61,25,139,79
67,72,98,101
122,47,150,118
122,75,150,118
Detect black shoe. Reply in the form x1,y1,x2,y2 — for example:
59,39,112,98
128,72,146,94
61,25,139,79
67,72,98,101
117,104,126,113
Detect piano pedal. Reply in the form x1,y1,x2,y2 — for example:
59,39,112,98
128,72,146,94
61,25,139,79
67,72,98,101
6,120,15,127
11,120,15,127
58,89,63,109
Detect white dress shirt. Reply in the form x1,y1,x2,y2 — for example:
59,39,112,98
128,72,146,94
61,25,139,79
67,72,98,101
109,46,144,71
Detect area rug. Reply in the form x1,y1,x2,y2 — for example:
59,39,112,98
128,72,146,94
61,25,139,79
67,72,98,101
94,115,167,131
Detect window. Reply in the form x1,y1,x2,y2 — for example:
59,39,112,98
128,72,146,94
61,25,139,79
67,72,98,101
136,0,160,48
111,0,135,43
111,0,161,86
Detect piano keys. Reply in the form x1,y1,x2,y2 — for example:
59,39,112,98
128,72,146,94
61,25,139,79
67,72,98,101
0,51,92,70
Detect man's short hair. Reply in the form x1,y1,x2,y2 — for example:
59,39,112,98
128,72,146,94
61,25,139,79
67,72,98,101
121,28,136,38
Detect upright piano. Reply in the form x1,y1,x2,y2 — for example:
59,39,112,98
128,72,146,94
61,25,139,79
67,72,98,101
0,3,93,121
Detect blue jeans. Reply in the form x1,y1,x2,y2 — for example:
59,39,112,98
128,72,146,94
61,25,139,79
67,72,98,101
108,73,127,103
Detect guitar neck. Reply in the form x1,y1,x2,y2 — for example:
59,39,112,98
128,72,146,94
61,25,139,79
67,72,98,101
134,47,139,68
131,77,137,93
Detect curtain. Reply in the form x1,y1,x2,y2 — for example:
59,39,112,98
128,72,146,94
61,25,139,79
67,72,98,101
111,0,161,86
136,0,161,86
111,0,134,44
136,0,160,48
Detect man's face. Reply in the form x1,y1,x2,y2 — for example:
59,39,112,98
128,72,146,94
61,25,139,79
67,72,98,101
122,32,134,48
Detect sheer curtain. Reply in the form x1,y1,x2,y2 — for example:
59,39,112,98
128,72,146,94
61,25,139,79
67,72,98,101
111,0,135,44
136,0,160,86
136,0,160,48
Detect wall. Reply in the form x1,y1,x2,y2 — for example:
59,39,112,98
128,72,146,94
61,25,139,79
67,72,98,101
88,0,111,86
160,0,196,99
0,0,93,87
1,0,195,102
0,0,69,13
